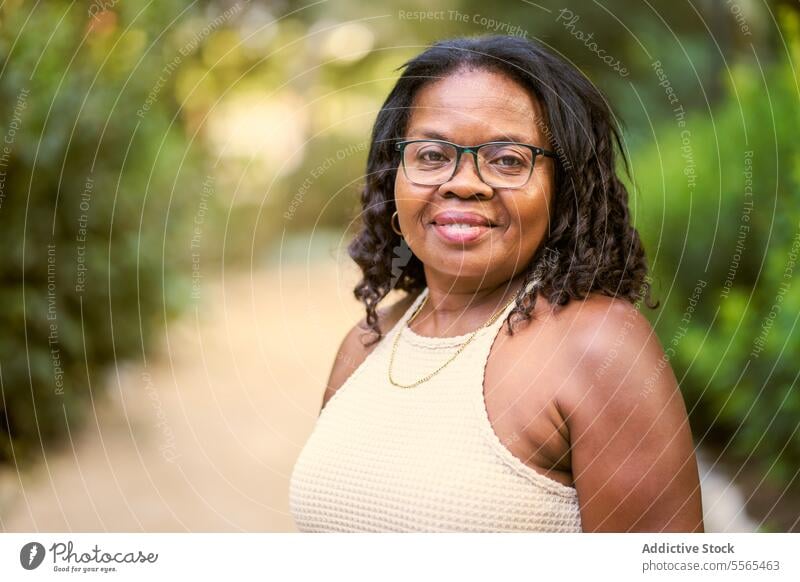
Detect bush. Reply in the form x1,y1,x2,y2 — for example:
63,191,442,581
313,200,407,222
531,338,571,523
0,3,202,465
631,15,800,490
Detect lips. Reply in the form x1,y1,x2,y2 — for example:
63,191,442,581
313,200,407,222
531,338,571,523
429,211,497,244
430,211,497,227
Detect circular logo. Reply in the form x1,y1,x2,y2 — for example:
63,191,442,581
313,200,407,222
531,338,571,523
20,542,46,570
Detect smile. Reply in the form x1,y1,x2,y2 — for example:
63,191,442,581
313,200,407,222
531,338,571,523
430,222,495,244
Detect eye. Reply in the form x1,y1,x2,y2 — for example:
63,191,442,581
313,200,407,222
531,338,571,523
494,155,523,167
418,148,449,162
482,144,533,175
411,144,453,168
488,152,527,170
421,151,445,161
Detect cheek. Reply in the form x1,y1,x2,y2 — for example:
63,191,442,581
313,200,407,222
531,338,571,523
500,194,552,257
506,191,550,231
394,169,413,206
393,172,411,215
393,172,428,220
516,176,553,230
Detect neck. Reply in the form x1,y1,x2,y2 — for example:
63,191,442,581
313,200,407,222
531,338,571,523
413,271,528,336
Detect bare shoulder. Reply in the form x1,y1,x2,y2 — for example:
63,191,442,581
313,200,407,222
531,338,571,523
501,292,654,378
548,293,703,531
548,292,662,412
320,292,419,413
492,292,656,432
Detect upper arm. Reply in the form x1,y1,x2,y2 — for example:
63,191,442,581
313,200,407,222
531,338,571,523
320,321,369,413
559,298,704,532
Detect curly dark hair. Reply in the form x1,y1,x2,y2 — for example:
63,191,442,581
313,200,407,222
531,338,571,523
347,34,658,345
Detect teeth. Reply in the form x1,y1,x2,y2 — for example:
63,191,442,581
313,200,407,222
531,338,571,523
441,223,482,229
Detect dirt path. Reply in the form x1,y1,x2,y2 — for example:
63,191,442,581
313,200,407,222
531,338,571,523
1,258,364,531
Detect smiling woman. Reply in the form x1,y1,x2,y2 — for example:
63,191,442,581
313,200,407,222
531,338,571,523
288,35,704,533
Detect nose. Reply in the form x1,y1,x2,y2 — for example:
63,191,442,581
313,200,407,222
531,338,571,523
438,152,494,199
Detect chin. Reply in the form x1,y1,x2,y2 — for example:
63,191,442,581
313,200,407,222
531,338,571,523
423,257,500,281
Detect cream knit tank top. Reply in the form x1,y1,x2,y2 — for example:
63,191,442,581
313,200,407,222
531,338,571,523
289,286,583,532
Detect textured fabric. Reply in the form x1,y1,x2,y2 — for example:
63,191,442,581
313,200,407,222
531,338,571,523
289,287,583,532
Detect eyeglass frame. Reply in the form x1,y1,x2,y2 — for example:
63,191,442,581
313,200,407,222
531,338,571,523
394,138,558,189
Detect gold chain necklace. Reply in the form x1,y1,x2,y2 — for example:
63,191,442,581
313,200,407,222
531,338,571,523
388,288,519,389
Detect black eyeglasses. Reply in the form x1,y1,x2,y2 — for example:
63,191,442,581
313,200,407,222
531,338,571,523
394,139,557,189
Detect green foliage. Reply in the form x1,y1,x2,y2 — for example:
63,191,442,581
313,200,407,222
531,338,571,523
0,2,203,465
631,18,800,490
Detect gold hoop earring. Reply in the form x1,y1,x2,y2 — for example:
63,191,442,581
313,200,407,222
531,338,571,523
391,210,403,237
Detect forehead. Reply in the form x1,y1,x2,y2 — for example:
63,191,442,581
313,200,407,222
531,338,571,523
406,68,543,142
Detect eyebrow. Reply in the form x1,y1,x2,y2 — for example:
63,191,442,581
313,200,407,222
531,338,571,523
407,128,535,144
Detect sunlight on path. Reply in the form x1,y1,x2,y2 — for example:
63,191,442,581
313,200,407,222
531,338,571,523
1,258,363,531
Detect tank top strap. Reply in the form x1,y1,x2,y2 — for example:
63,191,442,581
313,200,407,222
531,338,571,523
384,287,429,341
474,277,542,346
480,287,521,340
461,278,546,380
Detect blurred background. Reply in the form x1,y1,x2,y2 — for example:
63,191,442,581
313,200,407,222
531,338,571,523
0,0,798,532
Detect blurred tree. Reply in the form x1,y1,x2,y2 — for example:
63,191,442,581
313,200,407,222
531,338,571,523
0,1,205,466
631,7,800,530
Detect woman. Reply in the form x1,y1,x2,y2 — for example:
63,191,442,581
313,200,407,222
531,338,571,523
289,35,703,532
